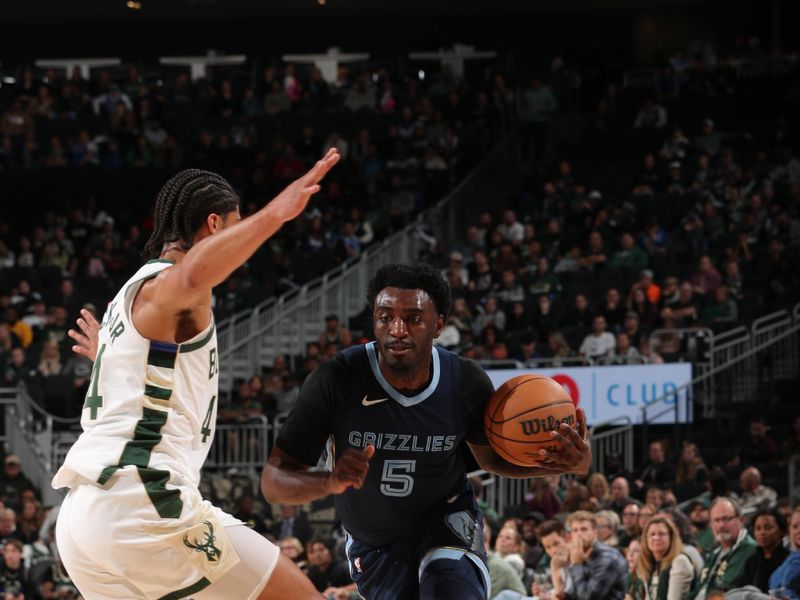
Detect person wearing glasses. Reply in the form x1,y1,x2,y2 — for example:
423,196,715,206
688,497,757,600
630,517,695,600
620,502,643,549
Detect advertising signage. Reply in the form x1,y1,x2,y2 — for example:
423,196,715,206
484,363,693,425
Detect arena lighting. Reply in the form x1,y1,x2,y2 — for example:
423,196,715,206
317,0,327,5
126,0,142,9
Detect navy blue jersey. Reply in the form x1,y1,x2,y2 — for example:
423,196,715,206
275,342,495,547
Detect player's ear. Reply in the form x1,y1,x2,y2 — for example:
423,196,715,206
434,313,444,337
205,213,222,234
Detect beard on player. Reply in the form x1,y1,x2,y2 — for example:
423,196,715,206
380,337,422,373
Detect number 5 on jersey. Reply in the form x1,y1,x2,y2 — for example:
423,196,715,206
83,344,107,419
380,459,416,497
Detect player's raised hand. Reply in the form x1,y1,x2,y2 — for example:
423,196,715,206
266,148,340,223
326,444,375,494
68,308,100,362
536,407,592,475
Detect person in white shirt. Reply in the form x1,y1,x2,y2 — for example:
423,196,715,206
739,466,778,513
498,210,525,244
579,316,616,359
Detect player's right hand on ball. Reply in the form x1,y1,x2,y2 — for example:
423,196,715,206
326,445,375,494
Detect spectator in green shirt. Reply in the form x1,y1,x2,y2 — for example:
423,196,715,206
700,285,739,325
609,232,648,270
688,497,757,600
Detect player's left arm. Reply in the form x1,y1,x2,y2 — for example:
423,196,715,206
468,407,591,477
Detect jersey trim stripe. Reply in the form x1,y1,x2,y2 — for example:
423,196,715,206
157,576,211,600
147,342,178,369
365,341,441,407
138,467,183,518
97,407,168,482
179,323,216,353
145,384,173,401
146,259,177,265
96,407,184,518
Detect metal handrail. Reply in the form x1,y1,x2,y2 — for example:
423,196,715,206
709,326,749,352
641,302,800,458
589,416,634,474
524,356,594,368
595,355,649,366
642,305,798,419
478,360,524,370
18,382,81,425
0,387,62,505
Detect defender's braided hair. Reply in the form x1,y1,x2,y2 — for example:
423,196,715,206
142,169,239,259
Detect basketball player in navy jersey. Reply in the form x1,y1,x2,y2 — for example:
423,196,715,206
262,263,591,600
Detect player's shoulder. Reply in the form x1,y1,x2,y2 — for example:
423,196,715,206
455,354,487,377
455,355,495,393
310,351,352,381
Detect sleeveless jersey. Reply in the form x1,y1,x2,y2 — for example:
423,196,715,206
333,342,468,546
52,259,220,504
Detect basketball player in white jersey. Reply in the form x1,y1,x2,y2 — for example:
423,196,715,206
52,149,340,600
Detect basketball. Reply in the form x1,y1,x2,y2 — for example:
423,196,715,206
484,375,577,467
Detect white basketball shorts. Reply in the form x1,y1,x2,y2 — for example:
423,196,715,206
56,473,279,600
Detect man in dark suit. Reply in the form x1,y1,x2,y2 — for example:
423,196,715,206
270,504,312,545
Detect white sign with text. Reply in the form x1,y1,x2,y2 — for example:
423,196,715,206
484,363,693,425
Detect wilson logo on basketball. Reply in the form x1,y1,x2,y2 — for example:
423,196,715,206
519,414,575,436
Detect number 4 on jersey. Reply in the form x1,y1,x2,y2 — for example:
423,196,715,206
83,344,107,419
200,396,216,443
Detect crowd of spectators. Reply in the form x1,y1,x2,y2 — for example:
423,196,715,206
0,55,505,416
0,453,81,599
1,45,799,407
0,41,799,600
471,418,800,600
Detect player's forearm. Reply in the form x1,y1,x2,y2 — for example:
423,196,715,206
260,462,332,505
180,204,286,291
470,442,563,478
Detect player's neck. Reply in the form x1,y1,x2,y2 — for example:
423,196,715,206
159,243,187,263
378,353,433,393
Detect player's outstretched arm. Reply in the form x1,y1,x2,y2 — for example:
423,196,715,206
261,445,375,505
156,149,340,305
468,408,592,478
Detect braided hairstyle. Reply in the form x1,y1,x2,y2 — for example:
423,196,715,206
142,169,239,259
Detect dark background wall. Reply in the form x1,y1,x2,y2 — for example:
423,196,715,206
1,0,798,67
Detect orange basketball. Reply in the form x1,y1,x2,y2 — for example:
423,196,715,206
484,374,577,467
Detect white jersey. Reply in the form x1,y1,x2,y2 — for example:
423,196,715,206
53,259,220,501
52,260,282,599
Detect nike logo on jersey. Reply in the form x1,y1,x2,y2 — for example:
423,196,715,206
361,395,389,406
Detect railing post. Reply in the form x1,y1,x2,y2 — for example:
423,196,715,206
642,406,649,466
249,308,260,377
320,274,329,322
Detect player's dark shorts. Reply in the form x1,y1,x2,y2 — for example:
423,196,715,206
343,482,489,600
